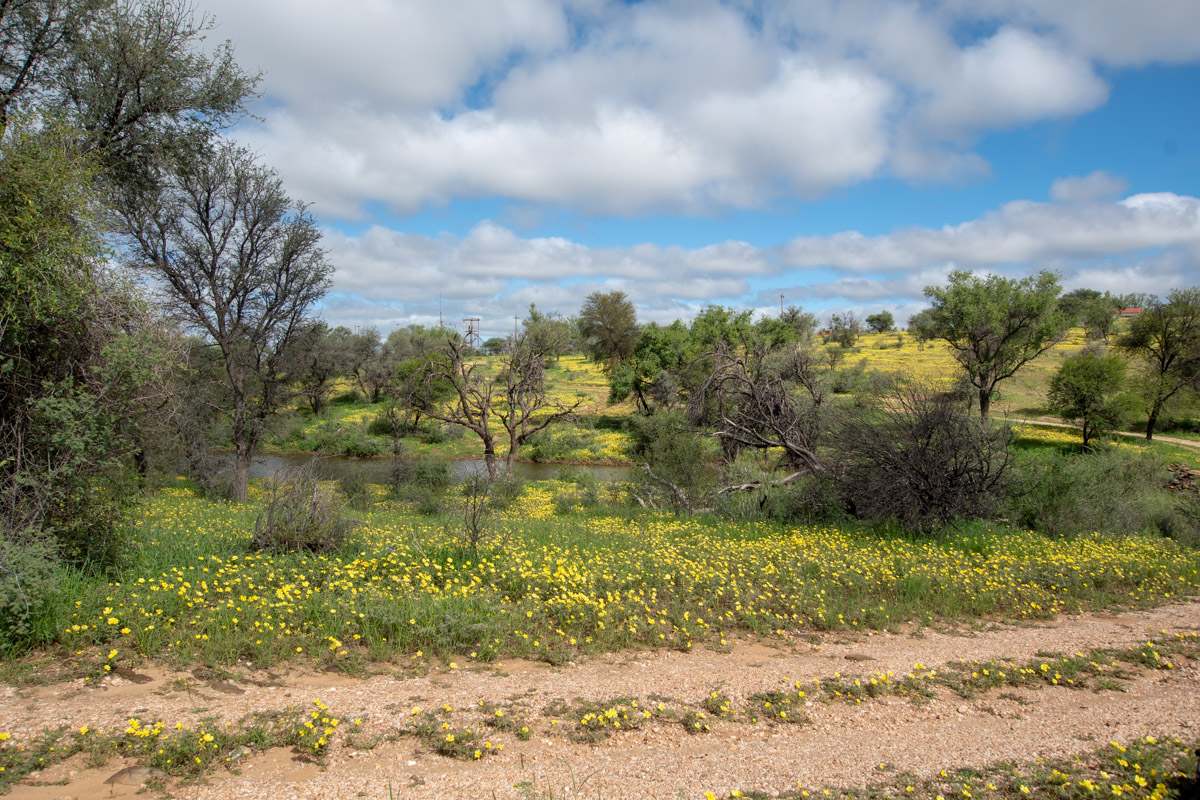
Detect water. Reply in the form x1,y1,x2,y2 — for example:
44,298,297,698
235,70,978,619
244,452,631,483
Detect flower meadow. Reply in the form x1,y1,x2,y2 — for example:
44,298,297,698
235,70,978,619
52,483,1200,668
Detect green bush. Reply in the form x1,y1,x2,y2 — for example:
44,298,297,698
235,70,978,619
1004,447,1188,538
0,535,66,651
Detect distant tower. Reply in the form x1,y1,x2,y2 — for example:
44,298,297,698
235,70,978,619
463,317,481,350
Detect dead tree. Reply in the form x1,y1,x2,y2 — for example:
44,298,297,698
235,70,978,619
691,344,828,488
410,333,582,478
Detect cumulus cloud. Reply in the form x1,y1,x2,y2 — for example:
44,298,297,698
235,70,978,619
315,190,1200,331
1050,171,1131,204
203,0,1195,217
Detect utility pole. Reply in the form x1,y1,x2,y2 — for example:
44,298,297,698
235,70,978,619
780,294,784,318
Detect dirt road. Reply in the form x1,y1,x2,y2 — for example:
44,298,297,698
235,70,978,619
7,601,1199,800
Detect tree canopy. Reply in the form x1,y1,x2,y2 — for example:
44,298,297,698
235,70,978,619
916,270,1068,422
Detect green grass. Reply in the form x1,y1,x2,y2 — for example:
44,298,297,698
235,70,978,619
10,477,1194,674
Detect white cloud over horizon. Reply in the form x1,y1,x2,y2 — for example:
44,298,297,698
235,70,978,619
317,186,1200,333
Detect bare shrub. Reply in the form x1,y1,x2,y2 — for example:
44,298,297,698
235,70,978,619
251,461,356,553
448,471,522,557
834,383,1013,532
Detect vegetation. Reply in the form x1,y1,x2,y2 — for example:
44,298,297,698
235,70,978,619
914,269,1069,422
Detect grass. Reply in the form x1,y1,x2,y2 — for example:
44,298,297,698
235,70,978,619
18,477,1195,673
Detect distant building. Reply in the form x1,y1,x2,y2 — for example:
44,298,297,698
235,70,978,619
1117,307,1142,318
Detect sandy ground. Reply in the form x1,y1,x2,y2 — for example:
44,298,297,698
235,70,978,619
6,601,1199,800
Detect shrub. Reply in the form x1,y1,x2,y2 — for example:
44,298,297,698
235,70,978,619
251,462,357,553
834,384,1013,532
447,471,522,557
0,534,64,651
1005,447,1191,539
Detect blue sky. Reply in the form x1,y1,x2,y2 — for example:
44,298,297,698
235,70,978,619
201,0,1200,339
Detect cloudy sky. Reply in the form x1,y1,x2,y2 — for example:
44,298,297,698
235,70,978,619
204,0,1200,337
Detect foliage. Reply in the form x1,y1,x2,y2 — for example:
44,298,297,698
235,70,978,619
1116,288,1200,440
1,0,259,194
251,461,356,554
1,118,156,566
865,310,894,333
1047,347,1132,450
916,269,1068,421
118,142,332,500
577,290,639,368
834,383,1013,531
0,534,64,651
1005,446,1194,539
827,311,863,346
627,409,716,513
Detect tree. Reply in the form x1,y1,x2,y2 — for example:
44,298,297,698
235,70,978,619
118,143,331,501
1,118,161,567
578,290,639,368
865,311,895,334
296,324,353,415
1047,348,1130,450
521,304,570,364
781,305,818,341
2,0,258,194
0,0,103,136
410,332,583,477
1115,289,1200,440
917,270,1068,422
827,312,862,346
834,382,1013,531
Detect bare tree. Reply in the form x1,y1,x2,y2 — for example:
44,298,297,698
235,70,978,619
496,333,584,470
118,143,331,501
410,332,583,478
692,344,828,481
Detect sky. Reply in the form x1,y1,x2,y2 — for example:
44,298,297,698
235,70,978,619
201,0,1200,339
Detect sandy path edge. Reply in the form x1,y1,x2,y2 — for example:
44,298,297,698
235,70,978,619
6,600,1199,799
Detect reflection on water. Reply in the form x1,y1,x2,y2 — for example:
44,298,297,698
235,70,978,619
243,453,631,483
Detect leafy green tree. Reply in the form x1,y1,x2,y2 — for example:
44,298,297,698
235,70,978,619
1,0,258,191
865,311,894,333
118,143,331,501
1,118,159,567
521,304,570,364
296,324,354,415
1057,288,1103,323
578,290,639,368
916,270,1068,422
1116,289,1200,440
781,305,818,341
1048,348,1130,450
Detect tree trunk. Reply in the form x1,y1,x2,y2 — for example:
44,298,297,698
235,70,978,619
483,447,497,479
1146,409,1158,441
234,441,251,502
978,388,992,424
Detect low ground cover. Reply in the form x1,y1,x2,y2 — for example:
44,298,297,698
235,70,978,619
33,480,1200,671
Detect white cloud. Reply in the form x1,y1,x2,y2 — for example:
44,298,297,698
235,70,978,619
205,0,1194,217
782,192,1200,271
314,189,1200,331
1050,171,1130,204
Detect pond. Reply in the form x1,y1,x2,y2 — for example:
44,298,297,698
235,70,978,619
244,452,632,483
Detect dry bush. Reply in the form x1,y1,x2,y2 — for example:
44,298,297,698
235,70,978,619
251,461,357,554
834,383,1013,532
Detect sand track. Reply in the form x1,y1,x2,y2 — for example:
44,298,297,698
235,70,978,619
8,601,1199,800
